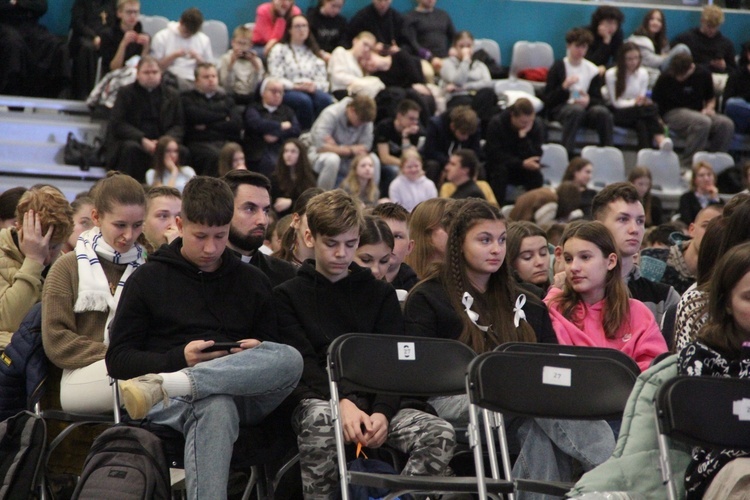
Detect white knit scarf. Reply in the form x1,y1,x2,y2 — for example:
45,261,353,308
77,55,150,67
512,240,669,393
74,227,145,344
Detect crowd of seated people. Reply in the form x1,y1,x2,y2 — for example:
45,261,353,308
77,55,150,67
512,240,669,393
4,1,750,497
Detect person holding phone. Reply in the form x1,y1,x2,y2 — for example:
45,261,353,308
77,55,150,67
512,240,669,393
218,25,265,104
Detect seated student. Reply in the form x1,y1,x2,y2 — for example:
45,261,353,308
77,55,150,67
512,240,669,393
106,56,185,183
439,31,492,108
273,189,455,498
339,154,381,207
42,172,146,414
678,162,723,224
142,186,181,255
353,215,394,280
724,41,750,135
374,99,424,196
252,0,301,57
484,97,545,206
328,31,382,100
69,0,117,100
404,197,453,280
561,157,597,219
105,176,302,500
218,25,265,104
145,136,196,192
652,53,734,170
440,150,484,201
62,195,95,254
627,9,690,86
543,28,613,157
388,149,437,213
403,0,455,70
266,14,333,130
507,221,551,292
0,187,72,349
99,0,149,73
217,142,247,177
0,187,28,230
584,5,625,75
243,77,301,178
372,202,418,292
546,221,668,371
605,42,672,151
672,5,735,90
270,139,317,218
151,7,213,91
677,242,750,500
346,0,409,54
628,166,663,227
309,95,380,190
222,169,297,287
422,105,483,186
273,187,323,267
592,183,681,331
306,0,346,57
0,0,68,98
641,204,722,296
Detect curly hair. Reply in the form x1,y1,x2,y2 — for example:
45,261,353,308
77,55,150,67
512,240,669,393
15,186,74,245
440,200,538,353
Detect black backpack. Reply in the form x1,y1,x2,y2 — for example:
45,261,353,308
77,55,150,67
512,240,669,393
71,426,170,500
0,411,47,500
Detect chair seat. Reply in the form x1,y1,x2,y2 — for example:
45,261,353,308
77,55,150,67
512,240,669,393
348,471,514,494
516,478,574,496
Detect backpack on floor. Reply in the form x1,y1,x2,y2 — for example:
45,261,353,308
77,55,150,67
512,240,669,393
71,425,170,500
0,410,47,500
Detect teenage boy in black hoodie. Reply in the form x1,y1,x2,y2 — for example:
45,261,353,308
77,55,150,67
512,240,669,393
106,176,303,500
273,189,455,499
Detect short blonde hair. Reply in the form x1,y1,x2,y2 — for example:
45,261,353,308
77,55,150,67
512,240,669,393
701,5,724,27
690,161,715,190
15,186,73,245
232,25,252,40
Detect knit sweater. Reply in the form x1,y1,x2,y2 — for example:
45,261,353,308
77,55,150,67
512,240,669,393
0,228,45,348
388,174,438,213
544,287,667,371
267,43,329,92
41,251,127,370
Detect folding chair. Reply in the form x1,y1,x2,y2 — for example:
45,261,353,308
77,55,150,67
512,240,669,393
655,376,750,500
496,342,640,377
636,148,685,210
139,14,169,38
581,146,626,189
692,151,735,176
509,41,554,93
540,143,569,187
467,350,638,497
327,333,513,500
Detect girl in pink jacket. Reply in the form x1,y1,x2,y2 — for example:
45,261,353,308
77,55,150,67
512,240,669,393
544,221,667,371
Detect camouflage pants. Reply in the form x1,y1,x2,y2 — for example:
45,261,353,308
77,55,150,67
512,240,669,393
292,398,456,500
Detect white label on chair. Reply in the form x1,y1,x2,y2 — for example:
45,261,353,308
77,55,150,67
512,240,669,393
542,366,571,387
398,342,415,360
732,399,750,421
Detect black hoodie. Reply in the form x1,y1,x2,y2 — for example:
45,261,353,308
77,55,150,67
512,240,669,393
106,238,276,380
273,260,403,420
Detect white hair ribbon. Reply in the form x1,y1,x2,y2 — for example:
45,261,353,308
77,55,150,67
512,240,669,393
462,292,489,332
513,294,527,328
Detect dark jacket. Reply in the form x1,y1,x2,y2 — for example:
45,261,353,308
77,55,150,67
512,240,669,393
306,6,347,54
99,21,145,70
106,239,276,380
249,250,296,288
273,260,403,419
543,59,605,115
652,64,714,115
391,263,418,292
585,25,623,68
0,0,47,21
484,109,545,179
672,27,736,74
346,4,408,48
70,0,115,40
243,102,301,176
403,277,558,347
181,90,242,144
107,81,184,160
422,111,483,166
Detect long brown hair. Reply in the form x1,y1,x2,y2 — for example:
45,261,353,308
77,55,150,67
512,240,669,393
280,14,322,57
615,42,641,100
634,9,668,55
628,166,654,226
553,221,630,339
151,136,180,184
274,139,316,200
405,198,453,279
441,200,537,353
698,242,750,358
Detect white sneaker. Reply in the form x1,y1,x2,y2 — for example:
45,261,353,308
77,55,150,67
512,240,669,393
119,374,169,420
659,137,674,152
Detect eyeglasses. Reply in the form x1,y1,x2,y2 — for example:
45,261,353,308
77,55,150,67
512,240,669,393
123,9,140,15
291,24,309,29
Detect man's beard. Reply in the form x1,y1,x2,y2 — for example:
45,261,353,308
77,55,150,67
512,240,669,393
229,225,264,252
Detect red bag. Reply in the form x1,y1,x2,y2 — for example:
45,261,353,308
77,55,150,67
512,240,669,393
517,67,549,82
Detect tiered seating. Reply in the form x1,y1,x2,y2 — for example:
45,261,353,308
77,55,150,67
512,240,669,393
0,95,107,200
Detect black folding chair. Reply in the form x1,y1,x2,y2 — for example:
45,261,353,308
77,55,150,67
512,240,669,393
327,333,514,500
496,342,641,377
655,376,750,500
467,350,639,498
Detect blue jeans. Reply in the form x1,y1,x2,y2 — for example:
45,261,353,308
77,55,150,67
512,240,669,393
145,342,303,500
283,89,334,130
725,97,750,134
